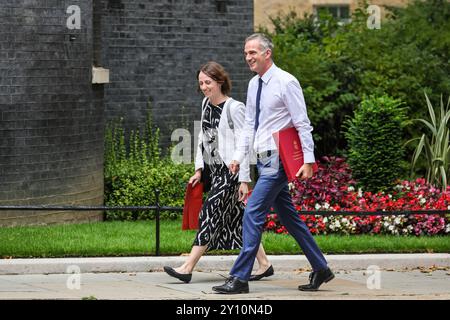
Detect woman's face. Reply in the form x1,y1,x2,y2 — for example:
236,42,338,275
198,71,222,99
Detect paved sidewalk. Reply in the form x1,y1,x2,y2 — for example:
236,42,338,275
0,269,449,300
1,253,449,275
0,254,449,300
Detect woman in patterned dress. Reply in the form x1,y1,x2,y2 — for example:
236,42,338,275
163,61,273,283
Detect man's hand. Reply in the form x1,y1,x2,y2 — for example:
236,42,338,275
296,163,313,180
238,182,249,202
189,169,202,187
229,160,240,175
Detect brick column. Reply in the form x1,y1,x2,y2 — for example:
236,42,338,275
0,0,104,226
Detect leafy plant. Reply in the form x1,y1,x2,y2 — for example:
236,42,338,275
291,156,356,208
408,93,450,190
105,103,161,179
344,95,408,192
104,103,194,220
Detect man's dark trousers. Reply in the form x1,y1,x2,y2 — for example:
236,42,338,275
230,152,328,281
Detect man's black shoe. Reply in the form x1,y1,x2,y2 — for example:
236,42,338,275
163,266,192,283
249,265,274,281
212,276,249,294
298,267,334,291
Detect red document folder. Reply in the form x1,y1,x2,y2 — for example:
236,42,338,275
272,127,318,182
181,182,203,230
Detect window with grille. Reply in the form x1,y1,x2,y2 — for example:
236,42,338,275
314,4,351,23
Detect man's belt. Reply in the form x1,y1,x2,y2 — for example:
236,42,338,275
256,150,277,159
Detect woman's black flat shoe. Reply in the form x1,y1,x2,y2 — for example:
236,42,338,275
163,266,192,283
249,265,274,281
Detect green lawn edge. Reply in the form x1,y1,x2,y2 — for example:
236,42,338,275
1,220,449,258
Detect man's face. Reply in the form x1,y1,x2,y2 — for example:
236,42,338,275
244,39,271,75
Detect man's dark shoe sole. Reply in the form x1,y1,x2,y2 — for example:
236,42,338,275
298,273,335,291
212,287,250,294
212,277,250,294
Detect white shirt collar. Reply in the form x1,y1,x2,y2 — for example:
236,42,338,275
260,63,277,84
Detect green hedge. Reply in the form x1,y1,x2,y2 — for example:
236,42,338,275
344,95,408,192
104,160,193,220
104,110,194,221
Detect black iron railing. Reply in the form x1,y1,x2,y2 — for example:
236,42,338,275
0,189,448,255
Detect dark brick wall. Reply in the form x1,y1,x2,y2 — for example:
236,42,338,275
0,0,254,226
0,0,104,226
100,0,254,150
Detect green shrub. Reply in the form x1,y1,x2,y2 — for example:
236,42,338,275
104,159,193,220
104,106,194,220
344,95,408,192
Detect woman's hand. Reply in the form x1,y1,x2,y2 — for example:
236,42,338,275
229,160,240,175
189,169,202,187
238,182,249,202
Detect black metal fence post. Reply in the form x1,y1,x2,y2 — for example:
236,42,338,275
154,189,161,256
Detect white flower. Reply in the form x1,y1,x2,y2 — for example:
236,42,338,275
341,218,348,224
323,217,328,223
288,182,294,190
446,224,450,233
384,222,390,227
315,203,321,210
323,202,330,210
419,198,426,205
394,217,401,225
388,225,395,231
347,186,355,192
358,188,363,197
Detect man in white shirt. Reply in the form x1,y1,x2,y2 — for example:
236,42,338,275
212,33,334,294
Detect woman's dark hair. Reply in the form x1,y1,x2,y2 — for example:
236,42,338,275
197,61,231,95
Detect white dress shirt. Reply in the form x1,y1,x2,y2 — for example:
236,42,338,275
235,63,315,165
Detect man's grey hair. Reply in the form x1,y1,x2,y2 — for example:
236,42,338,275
245,33,274,52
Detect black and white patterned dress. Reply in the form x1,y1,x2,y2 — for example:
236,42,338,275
193,101,245,250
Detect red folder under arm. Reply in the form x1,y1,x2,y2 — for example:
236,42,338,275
272,127,318,182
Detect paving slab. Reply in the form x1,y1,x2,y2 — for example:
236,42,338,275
0,269,448,300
